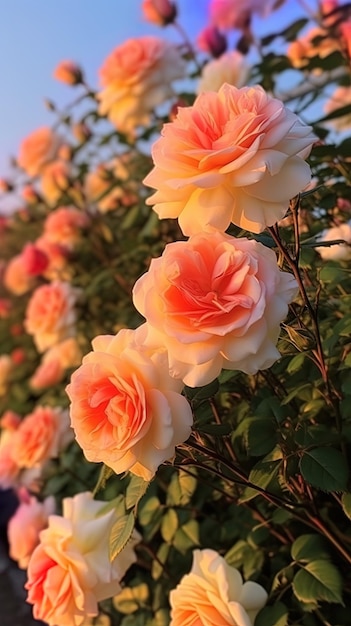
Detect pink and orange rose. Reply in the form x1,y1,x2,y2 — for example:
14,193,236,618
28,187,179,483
8,490,56,569
209,0,281,30
24,280,80,352
133,231,297,387
12,405,73,469
170,549,268,626
66,328,193,480
17,126,62,177
26,491,140,626
144,83,315,235
97,36,186,136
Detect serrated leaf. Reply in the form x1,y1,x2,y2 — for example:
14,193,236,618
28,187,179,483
125,475,150,510
300,447,349,492
293,560,344,605
291,534,331,562
110,511,135,561
93,464,114,495
255,602,289,626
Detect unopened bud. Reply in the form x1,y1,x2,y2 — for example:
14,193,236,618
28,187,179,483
0,178,13,193
142,0,177,26
53,60,84,85
197,26,227,58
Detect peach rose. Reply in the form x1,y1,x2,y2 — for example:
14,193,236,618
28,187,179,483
53,60,83,85
66,327,193,480
85,162,125,213
17,126,62,177
3,253,36,295
24,281,80,352
315,221,351,261
26,491,140,626
97,36,186,136
11,405,73,469
143,83,315,235
132,232,297,387
197,51,250,93
30,337,83,390
0,442,21,488
209,0,279,30
8,491,56,569
170,549,268,626
43,206,90,248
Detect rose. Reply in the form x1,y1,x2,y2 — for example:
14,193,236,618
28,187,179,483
66,327,193,480
26,491,140,626
34,236,71,280
170,549,268,626
143,83,315,235
8,491,55,569
132,231,297,387
3,253,36,295
43,206,90,248
24,280,80,352
209,0,280,30
316,221,351,261
11,405,73,469
97,36,186,137
17,126,62,177
197,51,250,93
30,337,83,390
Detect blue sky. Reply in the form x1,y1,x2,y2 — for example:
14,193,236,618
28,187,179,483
0,0,310,178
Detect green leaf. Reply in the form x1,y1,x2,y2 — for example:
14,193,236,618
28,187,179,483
235,416,277,457
173,519,199,554
110,511,135,561
93,464,114,495
293,560,344,605
300,447,349,492
125,475,150,510
255,602,289,626
152,543,170,580
341,493,351,520
291,534,331,562
161,508,178,542
113,583,149,614
166,469,197,506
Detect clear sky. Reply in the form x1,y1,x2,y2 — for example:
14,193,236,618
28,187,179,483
0,0,310,178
